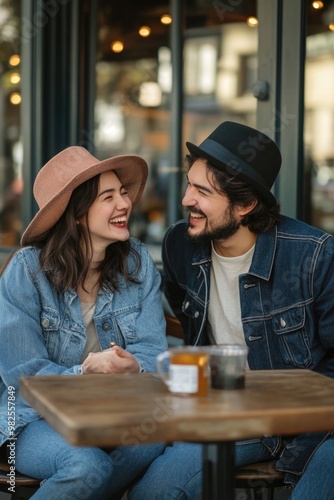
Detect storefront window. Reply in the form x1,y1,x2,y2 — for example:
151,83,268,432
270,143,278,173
304,0,334,232
0,0,21,257
95,0,258,248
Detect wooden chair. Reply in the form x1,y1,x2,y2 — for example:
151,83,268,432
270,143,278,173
165,313,185,340
0,444,40,499
235,460,285,499
164,314,286,500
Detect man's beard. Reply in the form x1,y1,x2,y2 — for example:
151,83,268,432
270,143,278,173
186,209,241,246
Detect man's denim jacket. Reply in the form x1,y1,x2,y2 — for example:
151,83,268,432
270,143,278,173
162,215,334,486
0,238,168,446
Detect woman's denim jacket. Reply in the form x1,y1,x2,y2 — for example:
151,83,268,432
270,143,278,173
162,215,334,486
0,238,167,446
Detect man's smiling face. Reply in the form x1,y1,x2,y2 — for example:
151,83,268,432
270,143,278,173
182,159,242,246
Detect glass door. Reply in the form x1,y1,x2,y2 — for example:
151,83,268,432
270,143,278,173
0,0,21,259
304,0,334,232
94,0,259,249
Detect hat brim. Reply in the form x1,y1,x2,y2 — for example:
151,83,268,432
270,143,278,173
186,141,277,206
21,154,148,245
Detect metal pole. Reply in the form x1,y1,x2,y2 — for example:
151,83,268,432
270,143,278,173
167,0,184,226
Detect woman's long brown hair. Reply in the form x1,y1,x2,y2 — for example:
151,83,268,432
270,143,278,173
34,174,141,293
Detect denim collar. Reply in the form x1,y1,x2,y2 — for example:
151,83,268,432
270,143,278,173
249,225,277,281
189,224,277,281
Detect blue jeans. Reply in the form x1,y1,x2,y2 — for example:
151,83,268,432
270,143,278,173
290,435,334,500
129,436,334,500
14,419,166,500
128,439,272,500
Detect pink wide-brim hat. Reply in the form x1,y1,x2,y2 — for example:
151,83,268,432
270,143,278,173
21,146,148,245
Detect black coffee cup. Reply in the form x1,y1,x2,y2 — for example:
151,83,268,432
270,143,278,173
208,345,248,390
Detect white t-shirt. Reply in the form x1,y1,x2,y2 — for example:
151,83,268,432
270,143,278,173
207,243,255,346
80,302,101,362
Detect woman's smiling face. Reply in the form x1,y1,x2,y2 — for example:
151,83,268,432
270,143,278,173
87,170,132,250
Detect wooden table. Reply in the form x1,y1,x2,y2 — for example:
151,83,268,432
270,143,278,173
20,370,334,499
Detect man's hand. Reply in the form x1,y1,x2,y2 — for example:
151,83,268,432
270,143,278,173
82,345,140,374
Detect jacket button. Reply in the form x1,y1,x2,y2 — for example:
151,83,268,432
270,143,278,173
185,302,189,309
41,318,49,328
280,317,286,328
194,311,199,318
102,323,110,330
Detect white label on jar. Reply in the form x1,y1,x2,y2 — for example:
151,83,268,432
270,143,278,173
169,364,198,393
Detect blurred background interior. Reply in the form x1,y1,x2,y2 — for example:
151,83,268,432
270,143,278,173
1,0,334,267
0,4,332,498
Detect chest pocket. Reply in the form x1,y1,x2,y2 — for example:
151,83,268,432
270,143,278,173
40,309,61,358
182,290,205,320
114,310,138,347
272,307,311,368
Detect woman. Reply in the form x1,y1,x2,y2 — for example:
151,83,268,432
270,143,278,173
0,146,168,499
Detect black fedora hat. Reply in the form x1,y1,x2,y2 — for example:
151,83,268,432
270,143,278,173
186,121,281,205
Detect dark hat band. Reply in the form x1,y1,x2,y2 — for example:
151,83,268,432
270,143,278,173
197,138,268,189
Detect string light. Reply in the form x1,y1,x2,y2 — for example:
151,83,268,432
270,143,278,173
247,16,258,27
160,14,172,25
139,26,151,37
312,1,324,9
111,41,124,53
9,92,21,105
9,55,20,66
10,73,21,84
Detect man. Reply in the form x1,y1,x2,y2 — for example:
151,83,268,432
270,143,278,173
129,121,334,500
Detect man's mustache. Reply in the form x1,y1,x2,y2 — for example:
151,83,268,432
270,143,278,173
184,207,206,217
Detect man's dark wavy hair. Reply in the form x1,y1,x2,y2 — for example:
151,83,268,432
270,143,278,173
185,154,281,233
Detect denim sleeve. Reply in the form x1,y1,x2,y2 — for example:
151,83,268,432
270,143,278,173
162,223,189,328
123,242,168,373
0,251,82,389
312,235,334,376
